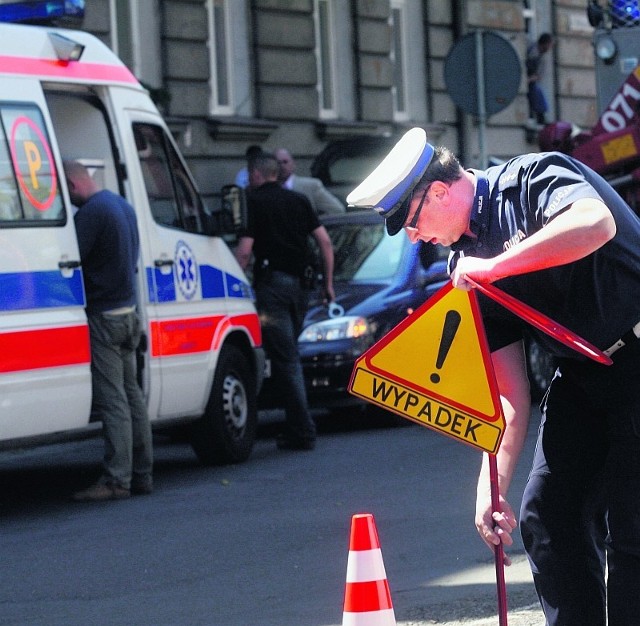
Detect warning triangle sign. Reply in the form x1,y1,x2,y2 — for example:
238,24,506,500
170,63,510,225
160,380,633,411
348,281,505,453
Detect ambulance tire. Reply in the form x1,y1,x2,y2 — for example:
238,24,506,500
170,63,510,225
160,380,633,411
190,345,257,465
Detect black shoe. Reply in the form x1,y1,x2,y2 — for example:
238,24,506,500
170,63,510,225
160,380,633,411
276,435,316,451
71,482,130,502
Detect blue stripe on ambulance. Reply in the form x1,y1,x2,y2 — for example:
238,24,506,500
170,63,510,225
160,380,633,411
202,265,226,298
225,272,254,299
0,269,84,311
0,267,252,311
145,266,253,303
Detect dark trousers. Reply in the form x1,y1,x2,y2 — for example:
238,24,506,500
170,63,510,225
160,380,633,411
520,340,640,626
88,310,153,488
528,82,548,124
255,271,316,441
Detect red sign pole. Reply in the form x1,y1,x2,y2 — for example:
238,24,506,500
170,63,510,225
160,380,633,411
489,453,509,626
464,278,614,626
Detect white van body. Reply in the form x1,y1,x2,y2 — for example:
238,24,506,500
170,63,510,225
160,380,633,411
0,23,264,464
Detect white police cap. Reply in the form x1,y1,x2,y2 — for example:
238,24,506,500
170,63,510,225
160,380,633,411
346,127,434,235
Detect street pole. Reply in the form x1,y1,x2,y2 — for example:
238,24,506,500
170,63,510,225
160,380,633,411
475,30,488,169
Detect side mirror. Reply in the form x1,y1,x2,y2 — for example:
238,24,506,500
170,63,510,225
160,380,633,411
221,184,246,232
208,184,246,242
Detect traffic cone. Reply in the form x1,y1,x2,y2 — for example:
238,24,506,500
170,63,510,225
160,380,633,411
342,513,396,626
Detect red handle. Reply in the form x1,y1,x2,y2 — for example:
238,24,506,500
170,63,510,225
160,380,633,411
465,278,612,365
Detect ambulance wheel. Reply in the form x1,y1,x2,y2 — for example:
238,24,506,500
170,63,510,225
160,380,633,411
191,345,257,465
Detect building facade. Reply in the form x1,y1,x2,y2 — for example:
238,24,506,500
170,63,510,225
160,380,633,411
79,0,598,210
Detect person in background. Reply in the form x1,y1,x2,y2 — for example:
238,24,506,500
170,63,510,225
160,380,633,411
234,145,263,189
64,161,153,502
275,147,345,215
526,33,554,126
347,127,640,626
235,153,335,451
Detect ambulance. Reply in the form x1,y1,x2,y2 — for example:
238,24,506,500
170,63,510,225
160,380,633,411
0,21,264,465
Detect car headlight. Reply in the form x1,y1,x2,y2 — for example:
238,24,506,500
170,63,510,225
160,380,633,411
299,316,372,343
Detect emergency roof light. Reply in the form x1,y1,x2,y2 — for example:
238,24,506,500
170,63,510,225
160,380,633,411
609,0,640,27
49,32,84,62
0,0,85,25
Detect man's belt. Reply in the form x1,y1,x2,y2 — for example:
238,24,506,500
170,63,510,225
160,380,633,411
604,320,640,357
102,305,136,316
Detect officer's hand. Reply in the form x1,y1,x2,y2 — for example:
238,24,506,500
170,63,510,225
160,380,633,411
451,256,497,290
475,493,517,566
323,284,335,304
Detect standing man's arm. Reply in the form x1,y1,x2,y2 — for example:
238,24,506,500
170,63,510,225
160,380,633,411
311,225,335,303
475,340,532,564
310,179,346,215
234,236,254,271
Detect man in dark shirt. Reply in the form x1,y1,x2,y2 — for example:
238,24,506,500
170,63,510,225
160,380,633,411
347,128,640,626
235,152,335,450
64,161,153,501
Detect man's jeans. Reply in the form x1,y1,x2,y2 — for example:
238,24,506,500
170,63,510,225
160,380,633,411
255,271,316,441
88,311,153,489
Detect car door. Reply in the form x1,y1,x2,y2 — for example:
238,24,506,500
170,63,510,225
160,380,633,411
0,77,91,439
122,113,245,419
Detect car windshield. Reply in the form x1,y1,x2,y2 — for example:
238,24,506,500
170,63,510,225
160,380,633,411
326,221,405,281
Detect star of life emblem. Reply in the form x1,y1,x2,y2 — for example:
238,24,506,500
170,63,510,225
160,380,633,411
174,240,198,300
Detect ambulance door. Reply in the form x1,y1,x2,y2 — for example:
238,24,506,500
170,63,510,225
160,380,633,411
43,88,156,419
0,79,91,440
123,114,229,418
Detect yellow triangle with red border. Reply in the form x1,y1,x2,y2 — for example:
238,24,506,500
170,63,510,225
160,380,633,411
348,282,504,452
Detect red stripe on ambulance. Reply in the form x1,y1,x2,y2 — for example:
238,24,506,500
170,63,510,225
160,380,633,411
0,55,138,84
223,313,262,348
0,325,90,373
150,313,261,357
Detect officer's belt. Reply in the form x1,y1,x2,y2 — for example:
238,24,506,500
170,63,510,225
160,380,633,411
604,320,640,357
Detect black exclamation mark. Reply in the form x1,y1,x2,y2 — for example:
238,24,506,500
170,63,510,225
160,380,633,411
430,310,461,384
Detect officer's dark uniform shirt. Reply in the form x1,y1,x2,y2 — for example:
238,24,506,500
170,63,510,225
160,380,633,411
244,181,321,280
448,152,640,359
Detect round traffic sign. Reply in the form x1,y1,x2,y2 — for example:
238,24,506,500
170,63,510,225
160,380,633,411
444,31,521,116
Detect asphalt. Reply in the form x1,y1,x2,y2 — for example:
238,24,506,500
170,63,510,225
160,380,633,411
395,554,545,626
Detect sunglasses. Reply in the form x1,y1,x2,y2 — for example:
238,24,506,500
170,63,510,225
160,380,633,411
404,184,431,231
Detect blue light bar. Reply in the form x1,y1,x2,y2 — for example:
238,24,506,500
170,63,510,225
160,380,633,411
609,0,640,27
0,0,85,25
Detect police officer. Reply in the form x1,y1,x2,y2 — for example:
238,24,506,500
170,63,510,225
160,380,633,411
346,128,640,626
235,152,335,451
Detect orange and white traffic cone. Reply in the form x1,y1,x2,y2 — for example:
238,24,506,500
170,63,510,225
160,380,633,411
342,513,396,626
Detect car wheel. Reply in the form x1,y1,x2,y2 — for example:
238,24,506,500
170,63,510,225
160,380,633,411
525,338,557,402
191,345,257,465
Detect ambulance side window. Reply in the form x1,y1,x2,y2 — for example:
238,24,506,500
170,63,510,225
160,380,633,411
133,123,204,234
0,125,20,221
0,104,64,225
